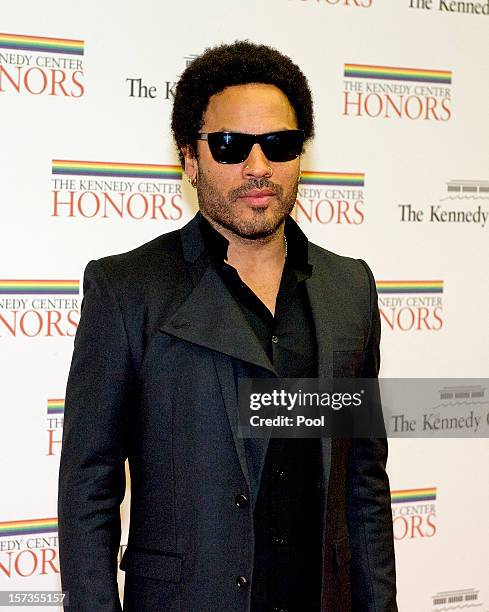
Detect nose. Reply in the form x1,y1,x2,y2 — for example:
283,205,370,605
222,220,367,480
242,143,272,179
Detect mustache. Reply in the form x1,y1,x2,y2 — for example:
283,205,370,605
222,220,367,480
229,178,283,201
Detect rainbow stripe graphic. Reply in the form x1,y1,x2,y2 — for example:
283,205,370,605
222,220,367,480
391,487,437,504
300,171,364,187
0,33,84,56
52,160,182,181
0,518,58,538
0,280,79,295
376,280,443,294
344,63,452,85
47,399,64,415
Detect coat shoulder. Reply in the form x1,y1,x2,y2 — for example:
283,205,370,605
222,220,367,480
93,228,186,289
308,241,376,295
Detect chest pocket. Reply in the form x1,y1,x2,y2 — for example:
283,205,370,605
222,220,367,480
332,336,364,377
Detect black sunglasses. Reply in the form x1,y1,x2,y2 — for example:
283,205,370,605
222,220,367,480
196,130,305,164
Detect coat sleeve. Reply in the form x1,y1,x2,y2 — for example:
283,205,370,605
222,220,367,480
58,259,135,612
346,259,398,612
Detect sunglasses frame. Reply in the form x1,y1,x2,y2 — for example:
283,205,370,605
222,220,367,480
196,129,305,164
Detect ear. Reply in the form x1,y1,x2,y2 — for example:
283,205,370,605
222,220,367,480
182,145,198,184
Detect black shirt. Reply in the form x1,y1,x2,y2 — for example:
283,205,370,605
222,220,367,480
198,213,323,612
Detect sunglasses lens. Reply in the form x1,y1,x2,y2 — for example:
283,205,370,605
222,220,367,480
262,131,304,162
207,133,251,164
205,130,304,164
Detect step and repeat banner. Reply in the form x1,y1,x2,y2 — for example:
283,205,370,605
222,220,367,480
1,0,488,610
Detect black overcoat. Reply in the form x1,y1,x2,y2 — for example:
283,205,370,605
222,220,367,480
58,213,397,612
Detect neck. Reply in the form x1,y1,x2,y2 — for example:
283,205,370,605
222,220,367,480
202,214,287,274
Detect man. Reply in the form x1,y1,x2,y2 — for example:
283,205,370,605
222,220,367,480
58,41,397,612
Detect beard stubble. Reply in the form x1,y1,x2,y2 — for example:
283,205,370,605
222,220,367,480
196,170,299,241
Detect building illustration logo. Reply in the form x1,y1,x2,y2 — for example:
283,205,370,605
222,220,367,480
439,385,486,403
432,588,482,610
443,179,489,200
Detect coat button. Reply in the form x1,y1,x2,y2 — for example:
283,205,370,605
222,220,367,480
236,575,249,590
235,494,249,508
272,536,288,545
271,335,279,344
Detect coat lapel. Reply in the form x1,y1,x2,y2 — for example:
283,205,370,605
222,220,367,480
158,214,276,495
159,261,277,375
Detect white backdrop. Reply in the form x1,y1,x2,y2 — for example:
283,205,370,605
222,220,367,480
1,0,488,610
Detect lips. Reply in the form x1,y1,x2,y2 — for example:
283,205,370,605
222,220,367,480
241,189,275,198
238,189,276,207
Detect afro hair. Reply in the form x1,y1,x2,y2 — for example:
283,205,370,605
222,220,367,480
171,40,314,167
